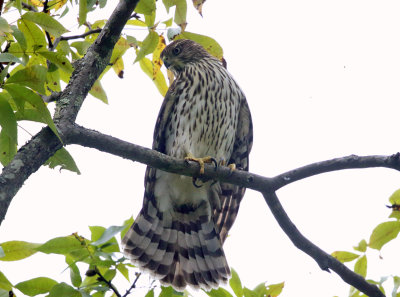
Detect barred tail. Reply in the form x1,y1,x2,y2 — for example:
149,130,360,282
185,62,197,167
122,202,230,291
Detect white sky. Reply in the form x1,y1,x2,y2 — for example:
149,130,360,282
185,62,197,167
1,1,400,296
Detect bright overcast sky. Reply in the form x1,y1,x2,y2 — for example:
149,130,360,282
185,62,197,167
1,1,400,297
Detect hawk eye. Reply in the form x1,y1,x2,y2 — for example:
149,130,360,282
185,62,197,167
172,47,181,56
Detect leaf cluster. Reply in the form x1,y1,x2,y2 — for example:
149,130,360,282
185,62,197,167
331,189,400,297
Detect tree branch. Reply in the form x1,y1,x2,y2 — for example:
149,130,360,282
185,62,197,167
262,191,385,297
0,0,140,225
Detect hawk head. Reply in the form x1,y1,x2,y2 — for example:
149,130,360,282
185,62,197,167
161,39,212,75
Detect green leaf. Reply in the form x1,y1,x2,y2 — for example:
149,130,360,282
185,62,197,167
91,225,125,246
18,19,46,52
145,288,154,297
265,282,284,297
206,288,233,297
79,0,87,26
120,217,134,240
331,251,360,263
162,0,175,12
135,0,156,15
6,65,47,94
389,189,400,205
36,236,84,255
37,50,74,74
163,17,173,27
45,147,80,174
0,289,9,297
4,84,61,141
354,255,367,278
0,53,24,65
0,94,17,144
135,30,159,63
0,17,12,34
0,241,41,261
48,282,81,297
70,41,91,56
139,57,168,96
229,268,243,297
126,20,148,27
0,129,17,166
22,12,69,38
66,256,82,288
0,271,13,291
15,277,57,296
175,31,223,59
89,79,108,103
353,239,368,253
116,263,129,281
11,25,27,52
368,221,400,250
159,286,173,297
242,288,257,297
174,0,187,28
252,282,267,297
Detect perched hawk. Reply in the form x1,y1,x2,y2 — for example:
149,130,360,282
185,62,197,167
122,39,253,291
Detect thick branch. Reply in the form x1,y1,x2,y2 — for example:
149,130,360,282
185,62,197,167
263,191,385,297
0,0,140,225
272,154,400,190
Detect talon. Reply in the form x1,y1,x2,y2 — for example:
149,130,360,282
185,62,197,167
184,154,216,175
192,177,203,188
211,158,218,170
228,163,236,172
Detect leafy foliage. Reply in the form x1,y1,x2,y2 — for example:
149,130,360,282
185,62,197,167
330,188,400,297
0,218,282,297
0,0,223,172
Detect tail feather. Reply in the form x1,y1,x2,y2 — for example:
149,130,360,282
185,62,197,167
123,207,230,291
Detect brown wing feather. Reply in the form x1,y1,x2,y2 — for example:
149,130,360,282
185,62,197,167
213,98,253,242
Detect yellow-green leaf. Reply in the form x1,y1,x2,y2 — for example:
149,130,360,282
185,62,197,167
116,263,129,281
15,277,57,297
0,271,13,291
353,239,368,253
266,282,284,297
4,84,61,141
139,57,168,96
18,19,46,52
65,255,82,288
135,0,156,15
354,255,367,278
135,30,159,63
0,94,17,144
192,0,206,16
47,283,80,297
174,0,187,30
0,241,41,261
229,268,243,297
36,236,84,255
369,221,400,250
175,31,223,59
11,25,27,52
152,34,166,79
0,17,12,35
79,0,87,26
0,53,24,65
45,147,80,174
0,129,16,166
110,37,130,77
389,188,400,205
22,12,69,38
38,50,73,74
126,19,147,27
331,251,360,263
6,65,47,94
89,79,108,103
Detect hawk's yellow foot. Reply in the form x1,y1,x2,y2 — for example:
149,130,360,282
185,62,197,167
185,154,217,175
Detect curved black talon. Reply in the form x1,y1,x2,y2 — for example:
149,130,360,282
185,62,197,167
210,157,218,170
192,177,203,188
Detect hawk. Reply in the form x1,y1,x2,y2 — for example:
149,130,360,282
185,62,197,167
122,39,253,291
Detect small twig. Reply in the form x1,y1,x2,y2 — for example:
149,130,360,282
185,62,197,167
42,0,53,48
123,272,142,297
59,28,102,41
95,268,121,297
21,2,38,12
